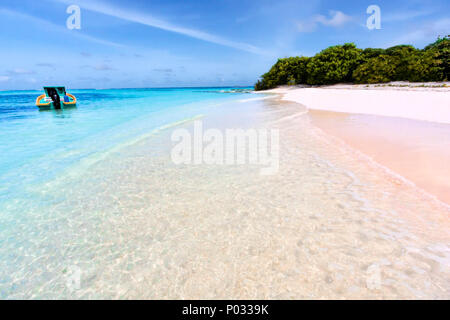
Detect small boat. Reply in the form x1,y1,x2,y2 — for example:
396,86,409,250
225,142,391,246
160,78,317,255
36,86,77,110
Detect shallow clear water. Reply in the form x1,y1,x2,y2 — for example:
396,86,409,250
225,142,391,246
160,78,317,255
309,110,450,204
0,90,449,299
0,88,253,202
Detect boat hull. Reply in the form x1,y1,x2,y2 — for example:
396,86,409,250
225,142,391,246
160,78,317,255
36,92,77,110
37,102,77,110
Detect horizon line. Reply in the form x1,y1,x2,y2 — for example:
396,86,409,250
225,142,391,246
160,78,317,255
0,85,256,92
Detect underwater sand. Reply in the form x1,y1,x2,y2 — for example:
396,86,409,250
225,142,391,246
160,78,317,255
1,97,449,299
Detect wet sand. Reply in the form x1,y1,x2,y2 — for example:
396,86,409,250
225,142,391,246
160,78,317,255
309,110,450,205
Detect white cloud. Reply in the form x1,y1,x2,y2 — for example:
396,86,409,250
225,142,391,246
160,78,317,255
297,21,318,33
80,64,114,71
8,68,35,75
316,11,352,27
94,63,114,71
36,63,55,68
298,10,352,32
0,8,124,48
383,9,435,23
0,76,10,82
54,0,267,55
386,18,450,47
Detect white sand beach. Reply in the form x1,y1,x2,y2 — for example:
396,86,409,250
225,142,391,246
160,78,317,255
260,83,450,205
265,83,450,124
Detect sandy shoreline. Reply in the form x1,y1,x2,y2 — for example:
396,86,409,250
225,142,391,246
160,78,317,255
260,83,450,205
309,110,450,205
263,83,450,124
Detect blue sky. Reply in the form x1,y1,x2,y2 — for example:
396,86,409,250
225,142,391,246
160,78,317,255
0,0,448,89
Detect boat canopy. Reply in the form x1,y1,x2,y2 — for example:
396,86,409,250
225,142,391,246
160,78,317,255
44,86,66,96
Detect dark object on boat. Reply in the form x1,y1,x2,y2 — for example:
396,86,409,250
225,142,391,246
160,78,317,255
48,88,61,109
36,86,77,110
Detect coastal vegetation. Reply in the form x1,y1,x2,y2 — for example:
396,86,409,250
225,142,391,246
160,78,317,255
254,36,449,90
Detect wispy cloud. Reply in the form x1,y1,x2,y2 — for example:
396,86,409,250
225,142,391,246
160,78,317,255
81,63,115,71
36,63,55,68
383,9,435,23
78,76,111,83
0,8,124,48
298,10,352,32
7,68,35,75
387,18,450,47
54,0,267,55
153,68,173,73
0,76,10,82
316,11,352,27
94,63,114,71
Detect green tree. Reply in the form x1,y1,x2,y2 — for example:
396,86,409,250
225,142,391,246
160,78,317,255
353,55,396,83
406,50,444,81
254,56,310,90
423,36,449,81
360,47,385,60
306,43,362,85
384,45,420,80
254,37,449,90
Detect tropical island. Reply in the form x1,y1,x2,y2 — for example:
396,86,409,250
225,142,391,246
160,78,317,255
252,36,450,206
2,0,450,301
254,36,449,90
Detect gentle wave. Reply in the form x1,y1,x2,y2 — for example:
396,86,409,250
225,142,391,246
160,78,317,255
237,96,276,103
37,114,205,191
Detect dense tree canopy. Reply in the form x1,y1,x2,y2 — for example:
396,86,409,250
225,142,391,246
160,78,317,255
254,37,449,90
306,43,362,85
254,56,310,90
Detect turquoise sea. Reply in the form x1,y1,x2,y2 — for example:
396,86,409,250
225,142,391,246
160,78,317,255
0,87,257,297
1,87,448,299
0,87,253,202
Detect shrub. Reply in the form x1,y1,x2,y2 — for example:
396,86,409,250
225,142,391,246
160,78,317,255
305,43,362,85
254,37,449,90
423,36,449,81
254,56,310,90
353,55,396,83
